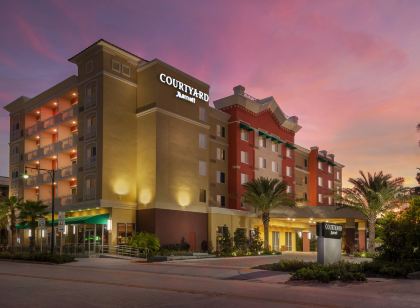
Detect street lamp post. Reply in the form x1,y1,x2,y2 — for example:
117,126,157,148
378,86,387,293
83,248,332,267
23,166,56,254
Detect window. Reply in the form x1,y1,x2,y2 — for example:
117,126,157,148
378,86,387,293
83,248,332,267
287,185,292,193
286,166,292,177
259,137,266,148
318,193,323,203
328,165,332,173
241,173,249,184
272,161,279,173
272,231,280,252
336,171,340,180
199,107,207,122
199,189,206,203
85,177,96,199
304,193,308,200
199,133,207,149
11,169,19,179
216,195,226,207
304,176,308,184
318,176,323,187
259,157,266,169
328,196,333,205
304,159,308,167
285,232,292,251
240,151,249,164
112,59,121,73
216,125,225,138
240,129,248,141
85,81,97,107
121,64,131,77
286,148,292,158
328,180,333,189
117,223,135,244
216,148,225,160
86,144,96,164
216,171,225,184
272,143,279,152
199,160,207,176
318,161,323,170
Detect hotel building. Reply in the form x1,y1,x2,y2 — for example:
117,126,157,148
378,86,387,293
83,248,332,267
5,40,366,252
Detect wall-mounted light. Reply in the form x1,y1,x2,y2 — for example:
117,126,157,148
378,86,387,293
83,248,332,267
72,92,77,97
41,230,45,238
107,219,112,231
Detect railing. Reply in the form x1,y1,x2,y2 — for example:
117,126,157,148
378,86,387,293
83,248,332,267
25,106,78,137
24,164,76,187
60,194,77,206
59,164,77,179
85,156,96,169
24,135,77,161
84,188,96,200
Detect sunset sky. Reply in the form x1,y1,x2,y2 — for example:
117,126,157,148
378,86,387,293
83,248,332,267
0,0,419,186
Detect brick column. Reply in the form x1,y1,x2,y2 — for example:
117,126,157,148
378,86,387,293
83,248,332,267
302,232,310,252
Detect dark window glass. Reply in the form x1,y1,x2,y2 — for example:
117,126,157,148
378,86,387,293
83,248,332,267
199,189,206,203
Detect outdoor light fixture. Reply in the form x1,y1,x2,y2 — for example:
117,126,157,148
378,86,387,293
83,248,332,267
107,219,112,230
72,92,77,97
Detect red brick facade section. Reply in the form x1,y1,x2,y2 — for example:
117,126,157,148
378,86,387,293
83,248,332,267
308,147,335,206
222,105,295,210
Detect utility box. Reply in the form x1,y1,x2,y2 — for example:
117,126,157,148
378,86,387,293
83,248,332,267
316,222,343,265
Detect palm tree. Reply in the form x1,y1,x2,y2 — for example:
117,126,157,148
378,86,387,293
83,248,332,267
19,200,48,253
242,177,295,251
338,171,407,253
0,196,22,251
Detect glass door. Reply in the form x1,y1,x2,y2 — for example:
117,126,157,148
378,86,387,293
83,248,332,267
272,231,280,251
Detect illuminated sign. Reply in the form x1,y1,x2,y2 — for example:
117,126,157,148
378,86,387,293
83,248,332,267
316,222,343,239
159,73,209,103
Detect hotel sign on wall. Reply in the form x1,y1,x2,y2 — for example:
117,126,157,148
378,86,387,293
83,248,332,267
316,222,343,239
159,73,209,104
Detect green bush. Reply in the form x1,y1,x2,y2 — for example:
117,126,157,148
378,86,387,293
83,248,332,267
0,252,75,264
233,228,249,256
255,259,314,272
249,227,263,254
128,232,160,255
291,263,367,283
217,225,233,256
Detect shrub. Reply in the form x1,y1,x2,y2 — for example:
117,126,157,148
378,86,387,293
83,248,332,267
160,237,191,252
249,227,263,254
233,228,249,256
291,263,367,283
128,232,160,254
0,252,75,264
217,225,233,256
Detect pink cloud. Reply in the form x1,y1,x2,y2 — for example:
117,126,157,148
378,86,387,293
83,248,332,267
15,16,61,62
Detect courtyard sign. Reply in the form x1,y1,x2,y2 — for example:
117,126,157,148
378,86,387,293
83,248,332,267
159,73,209,103
316,222,342,265
316,222,343,240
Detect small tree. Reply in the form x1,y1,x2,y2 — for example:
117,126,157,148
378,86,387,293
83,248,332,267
19,200,48,253
243,177,294,250
338,171,407,253
128,232,160,255
249,227,263,254
217,225,233,256
0,196,22,251
233,228,248,255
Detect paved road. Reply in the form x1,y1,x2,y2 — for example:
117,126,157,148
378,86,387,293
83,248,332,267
0,254,419,308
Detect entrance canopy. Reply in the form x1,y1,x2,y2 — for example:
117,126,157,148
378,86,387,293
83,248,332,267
17,214,109,229
270,206,365,220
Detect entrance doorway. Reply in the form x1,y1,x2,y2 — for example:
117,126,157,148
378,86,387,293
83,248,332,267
272,231,280,252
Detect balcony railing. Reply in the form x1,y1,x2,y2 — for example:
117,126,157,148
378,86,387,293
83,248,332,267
24,164,77,188
25,105,78,137
84,188,96,200
85,156,97,169
11,129,24,140
24,135,77,161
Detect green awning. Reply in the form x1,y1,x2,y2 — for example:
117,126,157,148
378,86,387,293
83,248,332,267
327,161,337,166
285,143,297,149
239,122,253,131
318,156,328,163
64,213,109,225
258,131,271,139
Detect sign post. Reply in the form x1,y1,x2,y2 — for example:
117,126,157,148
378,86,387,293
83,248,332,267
316,222,343,265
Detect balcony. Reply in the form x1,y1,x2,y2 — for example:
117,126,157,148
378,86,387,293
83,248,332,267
10,153,21,164
24,164,77,188
11,129,24,140
84,188,96,201
25,105,78,137
24,135,78,161
41,195,77,208
85,126,97,139
85,156,97,169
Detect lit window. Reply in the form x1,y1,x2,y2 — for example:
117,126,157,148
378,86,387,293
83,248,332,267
328,165,332,173
241,173,249,184
198,133,207,149
318,176,323,187
286,148,292,158
216,195,226,207
328,180,333,189
328,196,333,205
286,166,292,177
240,129,248,141
199,160,207,176
259,157,266,169
336,171,340,180
318,161,323,170
272,143,279,152
287,185,292,193
216,148,226,160
216,125,225,138
259,137,267,148
272,161,279,173
318,193,323,203
240,151,249,164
